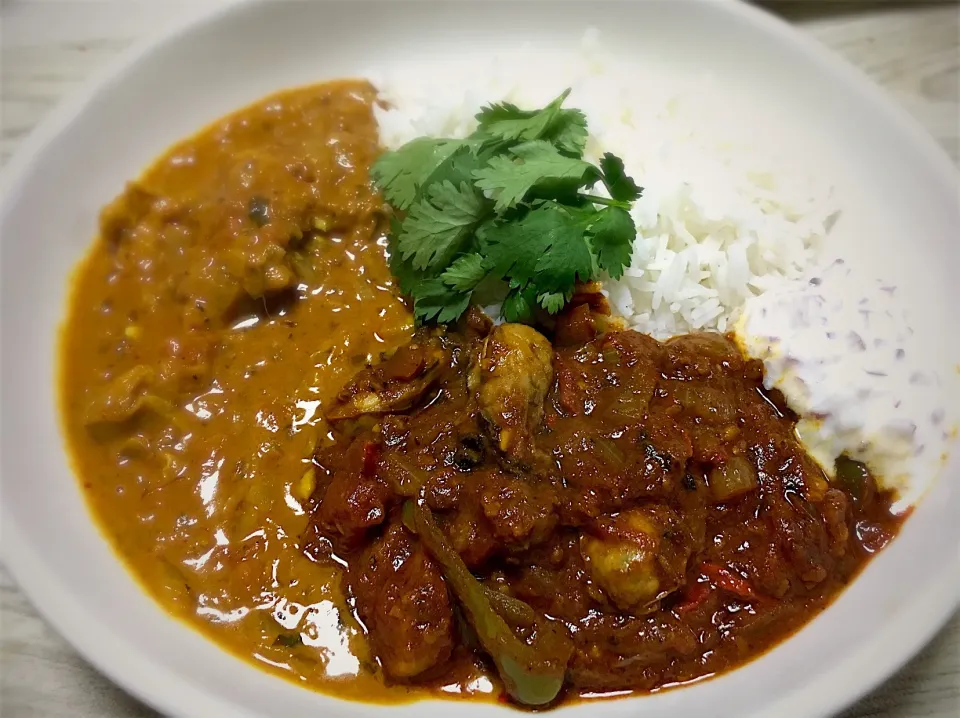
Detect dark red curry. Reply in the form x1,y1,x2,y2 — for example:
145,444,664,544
306,299,902,705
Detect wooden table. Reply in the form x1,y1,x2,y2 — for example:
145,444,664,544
1,1,958,716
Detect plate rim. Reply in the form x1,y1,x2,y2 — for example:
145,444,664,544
1,1,957,717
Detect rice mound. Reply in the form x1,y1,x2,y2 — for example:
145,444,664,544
369,29,836,338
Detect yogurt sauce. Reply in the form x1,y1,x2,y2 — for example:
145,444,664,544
735,259,955,511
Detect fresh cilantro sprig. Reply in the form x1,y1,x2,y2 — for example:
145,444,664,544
371,89,643,324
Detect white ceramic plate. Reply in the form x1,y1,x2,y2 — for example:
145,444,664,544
2,1,959,717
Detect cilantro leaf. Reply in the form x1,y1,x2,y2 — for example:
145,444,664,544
471,156,524,211
537,291,568,315
473,141,595,212
372,138,465,210
502,285,538,323
599,152,643,203
473,89,587,157
482,202,593,300
441,253,490,291
376,94,644,325
388,240,421,296
417,144,485,198
396,181,486,271
531,215,593,295
585,206,637,280
543,108,588,157
481,203,581,289
390,243,475,323
411,278,472,324
474,89,568,144
473,100,537,139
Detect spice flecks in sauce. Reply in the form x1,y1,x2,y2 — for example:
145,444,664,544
61,81,488,703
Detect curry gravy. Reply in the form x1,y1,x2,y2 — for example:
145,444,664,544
60,81,489,702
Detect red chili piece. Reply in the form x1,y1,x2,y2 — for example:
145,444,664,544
674,580,711,614
700,562,757,600
361,441,381,478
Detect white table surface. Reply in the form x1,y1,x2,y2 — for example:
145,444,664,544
1,1,958,716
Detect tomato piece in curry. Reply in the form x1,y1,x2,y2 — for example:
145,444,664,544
61,79,904,708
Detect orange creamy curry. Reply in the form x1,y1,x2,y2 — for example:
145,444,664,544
60,81,468,701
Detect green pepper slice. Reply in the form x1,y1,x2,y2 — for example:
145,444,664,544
402,500,573,706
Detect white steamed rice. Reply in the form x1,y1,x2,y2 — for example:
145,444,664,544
370,28,836,339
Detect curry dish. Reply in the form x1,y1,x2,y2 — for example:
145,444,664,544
62,80,903,707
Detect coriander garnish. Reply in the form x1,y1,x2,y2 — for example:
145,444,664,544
372,89,643,324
